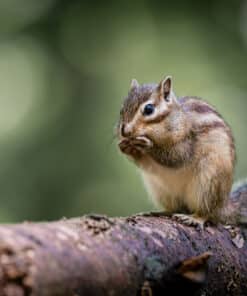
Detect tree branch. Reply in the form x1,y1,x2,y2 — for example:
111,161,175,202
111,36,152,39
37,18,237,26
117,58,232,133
0,212,246,296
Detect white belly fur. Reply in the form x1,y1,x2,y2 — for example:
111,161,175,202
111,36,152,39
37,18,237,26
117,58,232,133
140,156,196,213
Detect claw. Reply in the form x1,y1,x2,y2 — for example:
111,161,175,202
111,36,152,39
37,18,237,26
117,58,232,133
173,214,206,230
118,136,153,158
135,136,153,147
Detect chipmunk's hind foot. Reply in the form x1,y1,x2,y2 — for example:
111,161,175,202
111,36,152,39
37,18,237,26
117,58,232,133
173,214,206,230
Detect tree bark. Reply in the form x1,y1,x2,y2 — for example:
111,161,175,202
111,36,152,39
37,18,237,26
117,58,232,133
0,212,246,296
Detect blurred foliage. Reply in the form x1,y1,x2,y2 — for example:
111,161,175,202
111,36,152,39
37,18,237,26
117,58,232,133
0,0,246,222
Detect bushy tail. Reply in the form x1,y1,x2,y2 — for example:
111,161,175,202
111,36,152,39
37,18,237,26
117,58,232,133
216,180,247,225
230,180,247,225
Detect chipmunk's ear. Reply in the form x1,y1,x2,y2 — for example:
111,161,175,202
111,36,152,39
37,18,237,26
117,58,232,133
158,76,172,101
130,79,139,90
177,252,212,283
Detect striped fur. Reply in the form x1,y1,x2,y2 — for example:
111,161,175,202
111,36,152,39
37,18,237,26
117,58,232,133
118,81,236,224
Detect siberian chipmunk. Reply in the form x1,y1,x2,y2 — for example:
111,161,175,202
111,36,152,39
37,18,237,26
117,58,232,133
117,76,247,228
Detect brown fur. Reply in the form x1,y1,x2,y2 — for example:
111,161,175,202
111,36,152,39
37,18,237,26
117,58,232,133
117,77,238,224
120,84,157,122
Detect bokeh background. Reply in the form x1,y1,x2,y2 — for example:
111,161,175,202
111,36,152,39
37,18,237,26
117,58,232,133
0,0,246,222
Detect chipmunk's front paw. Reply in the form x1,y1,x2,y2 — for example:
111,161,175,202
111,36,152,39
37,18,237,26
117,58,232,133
118,136,153,158
173,214,206,230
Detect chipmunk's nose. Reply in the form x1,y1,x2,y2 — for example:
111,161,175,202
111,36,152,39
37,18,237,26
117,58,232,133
121,123,132,137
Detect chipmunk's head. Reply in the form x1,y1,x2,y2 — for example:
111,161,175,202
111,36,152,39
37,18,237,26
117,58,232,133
117,76,181,159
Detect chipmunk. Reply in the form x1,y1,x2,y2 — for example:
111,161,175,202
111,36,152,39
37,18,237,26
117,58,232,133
117,76,247,228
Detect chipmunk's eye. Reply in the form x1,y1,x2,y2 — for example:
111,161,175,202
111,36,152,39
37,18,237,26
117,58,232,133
143,104,155,116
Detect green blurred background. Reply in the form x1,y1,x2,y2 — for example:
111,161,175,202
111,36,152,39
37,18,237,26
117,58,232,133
0,0,246,222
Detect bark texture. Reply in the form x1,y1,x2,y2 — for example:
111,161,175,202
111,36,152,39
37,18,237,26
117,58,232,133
0,212,246,296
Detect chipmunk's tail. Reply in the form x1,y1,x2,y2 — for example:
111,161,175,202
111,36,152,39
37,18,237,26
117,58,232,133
216,180,247,225
230,179,247,225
